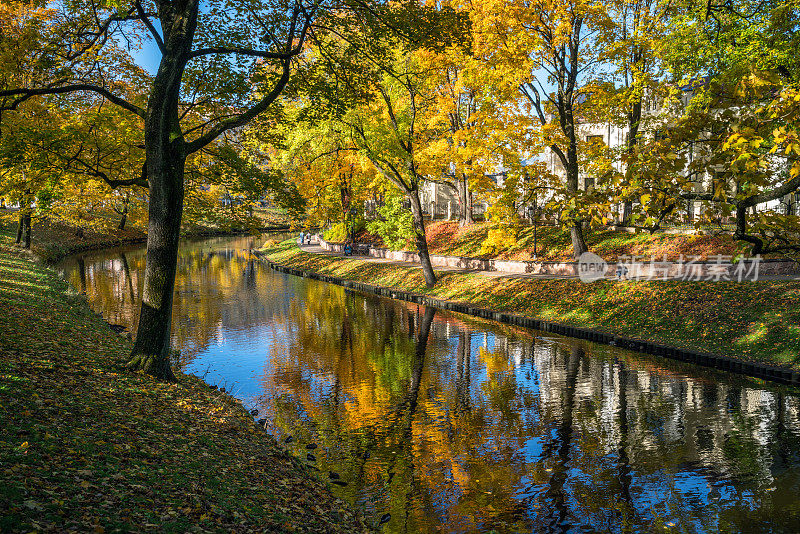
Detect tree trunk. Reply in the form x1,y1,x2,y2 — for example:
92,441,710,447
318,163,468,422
407,189,437,288
118,203,128,230
621,100,642,226
127,1,197,381
734,202,764,255
127,145,185,381
569,220,588,258
562,88,589,258
15,213,23,244
565,153,589,258
457,174,474,226
621,201,632,225
22,213,31,249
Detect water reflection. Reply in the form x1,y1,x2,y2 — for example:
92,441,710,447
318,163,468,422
58,236,800,533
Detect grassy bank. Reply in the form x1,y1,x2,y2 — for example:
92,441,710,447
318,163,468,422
0,212,147,263
261,242,800,371
357,220,764,262
0,239,369,532
0,209,291,264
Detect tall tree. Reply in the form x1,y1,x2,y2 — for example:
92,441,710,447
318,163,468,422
302,8,471,287
1,0,317,379
470,0,613,258
601,0,669,224
343,48,441,287
659,0,800,256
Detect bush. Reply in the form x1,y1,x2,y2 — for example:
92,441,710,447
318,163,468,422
366,193,415,250
323,222,348,242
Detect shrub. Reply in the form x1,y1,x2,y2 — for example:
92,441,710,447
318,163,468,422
367,193,415,250
323,222,348,242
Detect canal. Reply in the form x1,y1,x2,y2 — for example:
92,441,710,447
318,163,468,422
57,234,800,532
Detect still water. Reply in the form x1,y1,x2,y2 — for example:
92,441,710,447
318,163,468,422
57,235,800,532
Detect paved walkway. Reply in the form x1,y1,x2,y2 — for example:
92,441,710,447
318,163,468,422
296,242,800,282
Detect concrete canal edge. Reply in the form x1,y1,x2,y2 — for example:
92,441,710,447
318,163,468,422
255,253,800,388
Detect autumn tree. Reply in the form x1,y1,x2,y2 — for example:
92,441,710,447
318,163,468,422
417,49,486,226
0,0,322,380
469,0,615,258
300,7,469,287
268,115,375,235
0,97,78,247
599,0,670,224
659,0,800,256
346,51,443,286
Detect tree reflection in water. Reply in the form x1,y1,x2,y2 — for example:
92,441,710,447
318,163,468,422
58,236,800,533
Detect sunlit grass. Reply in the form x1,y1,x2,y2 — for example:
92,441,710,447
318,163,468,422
422,221,750,261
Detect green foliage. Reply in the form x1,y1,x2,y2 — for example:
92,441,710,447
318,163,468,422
366,193,414,250
323,222,348,242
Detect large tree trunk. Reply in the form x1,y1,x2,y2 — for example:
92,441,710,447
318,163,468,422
127,143,185,381
127,13,195,380
407,189,437,288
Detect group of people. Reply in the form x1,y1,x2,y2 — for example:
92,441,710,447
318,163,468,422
297,232,313,245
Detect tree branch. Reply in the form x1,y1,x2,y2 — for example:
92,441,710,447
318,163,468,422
185,59,292,153
0,84,145,118
188,46,298,60
135,0,165,54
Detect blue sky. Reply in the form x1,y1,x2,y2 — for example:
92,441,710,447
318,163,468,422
134,40,161,74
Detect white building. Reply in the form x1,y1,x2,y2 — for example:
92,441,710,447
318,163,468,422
542,83,799,222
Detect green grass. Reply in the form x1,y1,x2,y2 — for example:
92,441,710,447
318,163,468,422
0,212,146,263
262,242,800,370
0,236,369,533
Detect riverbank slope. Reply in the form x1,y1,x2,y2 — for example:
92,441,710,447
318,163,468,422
259,241,800,372
0,237,370,532
0,210,291,263
356,220,770,261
